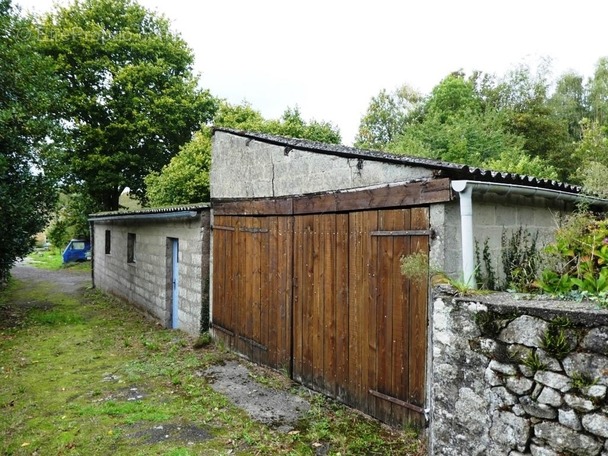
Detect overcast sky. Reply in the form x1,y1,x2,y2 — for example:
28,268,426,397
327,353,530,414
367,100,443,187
16,0,608,145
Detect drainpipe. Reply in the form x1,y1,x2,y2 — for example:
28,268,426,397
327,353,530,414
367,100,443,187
451,180,608,289
451,181,476,288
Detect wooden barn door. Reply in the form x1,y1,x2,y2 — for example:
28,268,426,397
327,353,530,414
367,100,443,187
292,213,350,400
212,215,292,370
365,207,429,426
292,207,430,426
213,206,430,427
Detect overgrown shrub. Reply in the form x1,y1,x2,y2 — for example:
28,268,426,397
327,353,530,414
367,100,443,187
536,211,608,307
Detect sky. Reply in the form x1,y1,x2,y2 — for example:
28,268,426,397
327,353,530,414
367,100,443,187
15,0,608,145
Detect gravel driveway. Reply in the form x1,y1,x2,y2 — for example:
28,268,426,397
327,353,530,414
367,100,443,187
12,260,91,294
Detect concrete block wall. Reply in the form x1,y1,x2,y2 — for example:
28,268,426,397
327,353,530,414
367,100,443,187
432,194,570,285
430,290,608,455
211,131,434,199
92,211,210,336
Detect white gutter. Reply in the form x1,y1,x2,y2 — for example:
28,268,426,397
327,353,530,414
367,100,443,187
451,180,608,289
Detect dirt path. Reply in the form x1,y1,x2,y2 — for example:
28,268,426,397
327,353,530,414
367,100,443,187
11,261,91,294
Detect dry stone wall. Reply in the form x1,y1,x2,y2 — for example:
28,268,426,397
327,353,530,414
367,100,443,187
430,289,608,456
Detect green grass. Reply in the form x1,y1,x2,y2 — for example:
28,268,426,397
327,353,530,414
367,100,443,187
26,248,91,272
0,277,425,455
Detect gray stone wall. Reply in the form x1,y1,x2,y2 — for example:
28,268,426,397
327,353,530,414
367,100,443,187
432,195,570,283
92,211,210,336
211,131,434,198
430,290,608,455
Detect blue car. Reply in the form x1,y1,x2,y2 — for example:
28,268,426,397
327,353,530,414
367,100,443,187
62,239,91,263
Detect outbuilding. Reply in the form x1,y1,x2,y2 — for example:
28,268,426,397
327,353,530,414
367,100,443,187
209,128,607,427
89,204,210,336
88,128,608,429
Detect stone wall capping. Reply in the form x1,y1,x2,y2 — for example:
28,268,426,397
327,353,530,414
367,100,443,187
451,292,608,326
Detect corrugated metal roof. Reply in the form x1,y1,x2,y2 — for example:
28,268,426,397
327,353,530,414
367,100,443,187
213,128,583,194
89,202,210,219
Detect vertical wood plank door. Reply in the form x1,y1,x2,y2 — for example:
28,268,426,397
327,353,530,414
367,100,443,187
293,208,429,427
212,215,293,371
214,207,429,427
292,213,349,400
367,207,430,426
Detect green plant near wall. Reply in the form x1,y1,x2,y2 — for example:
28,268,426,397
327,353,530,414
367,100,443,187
475,238,497,290
544,212,608,278
400,251,429,283
502,227,540,292
540,316,574,360
474,310,517,337
522,350,547,373
535,270,574,295
536,211,608,306
570,371,598,392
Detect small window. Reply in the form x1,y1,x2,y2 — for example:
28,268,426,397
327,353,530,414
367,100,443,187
72,241,85,250
105,230,111,254
127,233,136,263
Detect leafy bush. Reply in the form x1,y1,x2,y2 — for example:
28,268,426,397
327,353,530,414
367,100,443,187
544,212,608,278
537,211,608,306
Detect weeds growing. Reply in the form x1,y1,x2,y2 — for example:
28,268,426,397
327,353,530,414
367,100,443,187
0,275,424,455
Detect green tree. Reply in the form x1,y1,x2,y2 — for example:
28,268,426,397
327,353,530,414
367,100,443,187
37,0,217,211
425,72,482,121
588,57,608,126
491,62,575,180
389,74,521,165
47,193,97,249
0,0,60,284
549,72,588,141
265,107,341,144
575,119,608,197
382,71,559,180
144,131,212,206
354,85,422,150
145,103,341,206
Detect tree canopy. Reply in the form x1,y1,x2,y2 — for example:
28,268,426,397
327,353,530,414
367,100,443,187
356,60,608,185
37,0,217,211
145,103,341,206
354,85,422,150
0,0,60,283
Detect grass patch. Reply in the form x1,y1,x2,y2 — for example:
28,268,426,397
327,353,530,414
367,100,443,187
1,277,424,455
26,248,91,272
26,248,64,269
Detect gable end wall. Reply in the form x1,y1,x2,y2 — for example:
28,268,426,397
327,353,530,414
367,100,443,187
211,131,434,199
